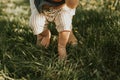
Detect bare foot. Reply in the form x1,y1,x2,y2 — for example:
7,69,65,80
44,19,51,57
68,31,78,46
36,29,51,48
36,34,43,46
41,33,51,48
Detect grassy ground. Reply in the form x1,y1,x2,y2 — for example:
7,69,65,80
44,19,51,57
0,0,120,80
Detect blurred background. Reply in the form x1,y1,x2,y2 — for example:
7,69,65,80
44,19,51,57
0,0,120,80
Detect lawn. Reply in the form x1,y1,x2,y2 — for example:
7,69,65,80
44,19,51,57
0,0,120,80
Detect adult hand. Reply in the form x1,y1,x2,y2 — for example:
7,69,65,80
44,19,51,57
65,0,79,9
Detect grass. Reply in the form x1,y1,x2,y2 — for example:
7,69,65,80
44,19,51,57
0,0,120,80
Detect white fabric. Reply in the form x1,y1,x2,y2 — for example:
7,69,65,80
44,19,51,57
29,0,76,35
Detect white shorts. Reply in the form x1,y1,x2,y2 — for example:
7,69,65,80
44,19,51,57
29,0,76,35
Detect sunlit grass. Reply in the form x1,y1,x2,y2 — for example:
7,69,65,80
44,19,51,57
0,0,120,80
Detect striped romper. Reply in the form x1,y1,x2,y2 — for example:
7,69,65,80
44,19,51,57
29,0,76,35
